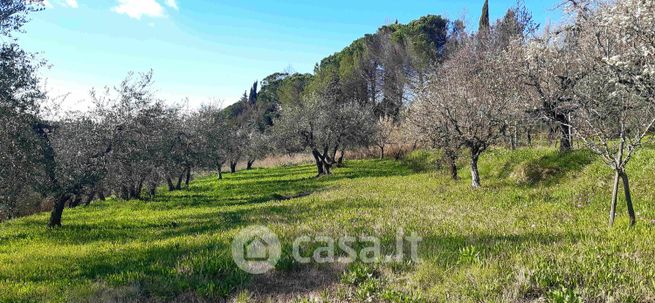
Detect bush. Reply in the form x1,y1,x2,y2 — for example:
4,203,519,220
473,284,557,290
510,161,559,185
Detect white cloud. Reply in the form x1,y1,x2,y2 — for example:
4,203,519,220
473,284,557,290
112,0,165,19
165,0,178,10
65,0,78,8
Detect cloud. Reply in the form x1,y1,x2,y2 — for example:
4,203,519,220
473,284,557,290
112,0,165,19
65,0,78,8
164,0,178,10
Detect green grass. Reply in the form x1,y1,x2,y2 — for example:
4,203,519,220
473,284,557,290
2,147,655,302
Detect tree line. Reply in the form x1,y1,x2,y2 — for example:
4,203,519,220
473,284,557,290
1,0,654,228
409,0,655,227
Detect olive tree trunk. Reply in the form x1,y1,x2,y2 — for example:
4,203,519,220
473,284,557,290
312,149,325,176
120,185,130,200
184,166,191,189
134,178,145,199
166,176,175,191
98,188,106,201
69,195,82,208
48,194,70,228
175,172,184,190
148,183,157,199
337,150,345,167
84,191,96,206
321,147,333,175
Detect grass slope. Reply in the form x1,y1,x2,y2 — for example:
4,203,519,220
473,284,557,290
2,147,655,302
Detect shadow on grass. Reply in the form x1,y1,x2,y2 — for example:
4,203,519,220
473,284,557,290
0,159,420,301
65,239,246,300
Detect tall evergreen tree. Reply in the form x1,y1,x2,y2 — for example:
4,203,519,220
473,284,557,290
248,81,258,104
479,0,490,33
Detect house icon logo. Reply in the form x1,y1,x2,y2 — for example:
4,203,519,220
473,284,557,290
231,225,281,274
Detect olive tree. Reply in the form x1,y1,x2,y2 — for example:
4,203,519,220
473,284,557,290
46,113,110,226
91,71,177,200
245,130,270,170
193,104,230,180
273,93,375,176
0,0,46,219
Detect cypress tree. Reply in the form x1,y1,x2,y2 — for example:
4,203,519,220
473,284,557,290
479,0,490,33
248,81,258,104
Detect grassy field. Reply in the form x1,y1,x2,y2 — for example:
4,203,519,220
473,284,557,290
2,147,655,302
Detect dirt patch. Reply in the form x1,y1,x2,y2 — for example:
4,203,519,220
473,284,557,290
241,263,347,302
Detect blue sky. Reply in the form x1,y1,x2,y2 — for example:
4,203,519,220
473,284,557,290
18,0,564,110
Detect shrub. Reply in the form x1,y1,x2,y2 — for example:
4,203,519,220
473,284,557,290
511,161,559,185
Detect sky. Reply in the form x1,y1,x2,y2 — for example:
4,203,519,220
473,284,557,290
18,0,564,110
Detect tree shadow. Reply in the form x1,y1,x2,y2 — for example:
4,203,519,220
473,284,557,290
223,165,314,181
0,159,424,301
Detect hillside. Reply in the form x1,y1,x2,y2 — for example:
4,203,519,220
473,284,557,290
2,147,655,302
